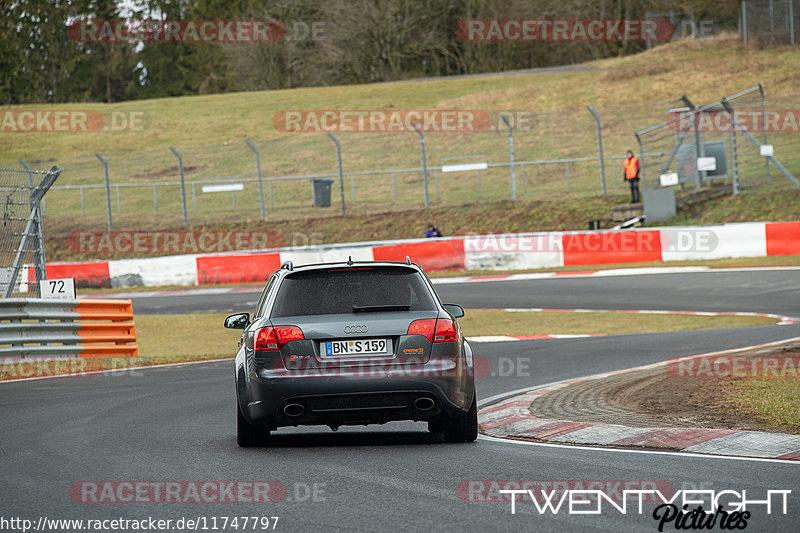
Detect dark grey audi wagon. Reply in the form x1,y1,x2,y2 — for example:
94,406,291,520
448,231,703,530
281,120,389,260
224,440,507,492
225,259,477,447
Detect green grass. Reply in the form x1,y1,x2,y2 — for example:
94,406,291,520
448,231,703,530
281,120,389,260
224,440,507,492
0,310,779,380
728,378,800,432
458,309,777,336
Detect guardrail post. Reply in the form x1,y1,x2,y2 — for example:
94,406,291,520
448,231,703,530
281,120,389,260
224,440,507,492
325,133,346,216
245,140,266,220
169,146,188,227
410,123,429,208
95,153,112,231
587,106,607,195
500,114,517,201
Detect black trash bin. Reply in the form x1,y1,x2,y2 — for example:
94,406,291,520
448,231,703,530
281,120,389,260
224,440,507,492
312,179,334,207
588,219,601,230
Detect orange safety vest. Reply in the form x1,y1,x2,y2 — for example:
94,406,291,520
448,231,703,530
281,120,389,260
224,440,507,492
624,156,640,180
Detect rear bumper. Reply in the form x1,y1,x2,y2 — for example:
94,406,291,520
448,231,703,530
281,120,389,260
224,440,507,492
241,364,474,429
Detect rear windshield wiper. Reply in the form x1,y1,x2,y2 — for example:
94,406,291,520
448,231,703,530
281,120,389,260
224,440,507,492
352,304,411,313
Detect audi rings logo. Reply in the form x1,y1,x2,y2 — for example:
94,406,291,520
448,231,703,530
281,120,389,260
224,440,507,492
344,325,368,334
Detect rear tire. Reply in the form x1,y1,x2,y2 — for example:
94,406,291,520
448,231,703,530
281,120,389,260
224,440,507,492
237,404,270,447
442,396,478,443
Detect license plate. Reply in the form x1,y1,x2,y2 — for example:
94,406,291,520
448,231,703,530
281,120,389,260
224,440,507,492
325,338,391,356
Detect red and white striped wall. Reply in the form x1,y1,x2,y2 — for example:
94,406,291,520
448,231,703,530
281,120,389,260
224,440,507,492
36,221,800,289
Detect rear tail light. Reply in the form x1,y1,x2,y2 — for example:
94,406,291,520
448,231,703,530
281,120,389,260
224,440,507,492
407,318,458,343
433,318,457,343
407,319,436,342
255,326,304,351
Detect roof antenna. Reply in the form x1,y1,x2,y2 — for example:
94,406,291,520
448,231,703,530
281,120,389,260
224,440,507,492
347,256,353,266
406,255,411,265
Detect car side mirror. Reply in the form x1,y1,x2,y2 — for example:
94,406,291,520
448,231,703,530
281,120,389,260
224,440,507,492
224,312,250,329
443,304,464,318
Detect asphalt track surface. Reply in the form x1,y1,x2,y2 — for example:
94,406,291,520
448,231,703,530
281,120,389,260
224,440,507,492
2,269,799,531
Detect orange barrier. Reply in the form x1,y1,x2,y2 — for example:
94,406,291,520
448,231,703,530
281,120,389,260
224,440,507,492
75,300,138,358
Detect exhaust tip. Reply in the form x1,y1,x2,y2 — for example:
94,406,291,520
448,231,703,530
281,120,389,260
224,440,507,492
283,403,305,417
413,397,435,411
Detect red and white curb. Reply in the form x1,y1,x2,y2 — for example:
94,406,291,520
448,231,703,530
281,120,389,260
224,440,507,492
479,337,800,460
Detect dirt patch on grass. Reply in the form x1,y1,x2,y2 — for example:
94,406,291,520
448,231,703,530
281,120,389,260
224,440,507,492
531,340,800,434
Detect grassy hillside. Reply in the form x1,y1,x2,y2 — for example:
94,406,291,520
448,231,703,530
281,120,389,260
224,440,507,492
4,35,800,159
4,34,800,259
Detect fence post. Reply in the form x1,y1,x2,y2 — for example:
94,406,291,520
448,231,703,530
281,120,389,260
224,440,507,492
244,139,267,220
95,153,112,231
81,187,85,215
587,106,607,195
565,162,570,192
350,175,355,203
728,109,740,195
245,140,266,220
742,1,748,46
116,185,121,215
758,83,770,183
500,114,517,201
192,183,197,212
769,0,775,43
434,168,440,200
521,163,527,193
410,123,429,208
153,184,158,213
325,133,346,216
392,172,397,202
635,134,646,189
19,159,45,296
790,0,795,45
169,147,188,227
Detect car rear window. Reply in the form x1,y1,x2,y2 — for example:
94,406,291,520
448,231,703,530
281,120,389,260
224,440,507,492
270,266,437,317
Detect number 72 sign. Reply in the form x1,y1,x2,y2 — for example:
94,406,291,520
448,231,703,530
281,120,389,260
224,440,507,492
40,278,76,300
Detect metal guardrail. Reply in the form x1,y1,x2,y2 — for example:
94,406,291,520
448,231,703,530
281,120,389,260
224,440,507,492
0,299,138,360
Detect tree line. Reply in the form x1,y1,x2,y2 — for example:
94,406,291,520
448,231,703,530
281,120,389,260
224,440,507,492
1,0,740,105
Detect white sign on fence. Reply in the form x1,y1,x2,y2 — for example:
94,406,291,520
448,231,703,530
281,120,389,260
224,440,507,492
441,162,488,173
760,144,774,157
201,183,244,193
659,172,679,187
40,278,75,300
697,157,717,172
